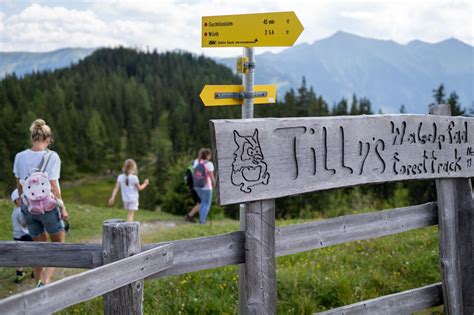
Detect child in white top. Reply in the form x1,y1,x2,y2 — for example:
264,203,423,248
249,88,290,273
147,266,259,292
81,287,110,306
11,189,33,283
109,159,149,222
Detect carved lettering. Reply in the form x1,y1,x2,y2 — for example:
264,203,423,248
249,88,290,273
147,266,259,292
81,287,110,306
231,119,470,187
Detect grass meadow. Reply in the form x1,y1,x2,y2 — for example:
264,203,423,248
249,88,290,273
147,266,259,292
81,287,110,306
0,180,443,314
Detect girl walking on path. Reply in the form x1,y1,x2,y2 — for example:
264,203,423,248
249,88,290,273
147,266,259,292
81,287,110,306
109,159,149,222
188,148,216,224
13,119,68,287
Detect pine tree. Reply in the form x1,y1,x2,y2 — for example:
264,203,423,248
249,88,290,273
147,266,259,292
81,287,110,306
350,94,358,115
333,98,348,115
447,92,465,116
432,84,446,105
358,98,373,114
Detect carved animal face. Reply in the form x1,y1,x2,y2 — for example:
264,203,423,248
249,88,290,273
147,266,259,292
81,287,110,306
20,172,52,201
231,129,270,193
233,129,264,166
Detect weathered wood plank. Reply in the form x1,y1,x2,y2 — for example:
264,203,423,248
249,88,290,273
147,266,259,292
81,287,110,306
239,204,247,315
436,179,463,314
316,283,443,315
276,202,438,256
0,241,101,268
145,231,245,279
0,244,173,315
0,232,245,272
430,104,463,314
0,203,438,274
102,220,143,315
456,179,474,314
210,115,474,205
244,199,276,315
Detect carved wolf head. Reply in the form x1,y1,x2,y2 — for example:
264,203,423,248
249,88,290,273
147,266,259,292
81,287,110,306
232,129,263,166
231,129,270,193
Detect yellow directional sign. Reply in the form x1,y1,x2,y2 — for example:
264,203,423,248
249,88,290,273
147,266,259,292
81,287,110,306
202,12,303,48
200,85,276,106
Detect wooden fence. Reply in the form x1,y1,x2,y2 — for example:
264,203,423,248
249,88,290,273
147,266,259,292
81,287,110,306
0,104,473,314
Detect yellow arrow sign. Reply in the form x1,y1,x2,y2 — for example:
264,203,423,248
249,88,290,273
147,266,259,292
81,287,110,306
200,85,276,106
202,12,303,48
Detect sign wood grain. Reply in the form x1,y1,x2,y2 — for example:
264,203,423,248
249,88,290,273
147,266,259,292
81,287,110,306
210,115,474,205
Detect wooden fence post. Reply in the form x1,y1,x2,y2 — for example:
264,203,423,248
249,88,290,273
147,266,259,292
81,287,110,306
430,104,474,314
102,219,143,315
244,199,276,314
456,179,474,314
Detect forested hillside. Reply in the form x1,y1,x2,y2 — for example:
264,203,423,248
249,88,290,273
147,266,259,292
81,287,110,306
0,48,241,194
0,47,453,216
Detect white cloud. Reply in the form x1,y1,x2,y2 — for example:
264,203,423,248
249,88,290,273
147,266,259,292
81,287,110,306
0,11,4,34
0,0,472,55
1,4,124,51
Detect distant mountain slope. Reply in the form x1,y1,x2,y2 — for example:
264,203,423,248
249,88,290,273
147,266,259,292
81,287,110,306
0,48,96,78
219,31,474,113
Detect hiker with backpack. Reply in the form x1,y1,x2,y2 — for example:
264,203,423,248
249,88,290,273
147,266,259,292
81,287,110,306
184,152,201,223
13,119,68,288
108,159,149,222
185,148,215,224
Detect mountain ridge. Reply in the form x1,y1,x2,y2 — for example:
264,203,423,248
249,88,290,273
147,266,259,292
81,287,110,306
0,47,96,78
1,32,472,113
219,31,473,113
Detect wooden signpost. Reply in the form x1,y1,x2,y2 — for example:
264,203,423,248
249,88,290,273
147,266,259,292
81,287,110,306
210,108,474,314
201,12,303,314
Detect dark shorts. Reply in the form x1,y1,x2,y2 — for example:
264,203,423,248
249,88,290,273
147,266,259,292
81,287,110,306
14,234,33,242
21,205,64,237
190,188,201,203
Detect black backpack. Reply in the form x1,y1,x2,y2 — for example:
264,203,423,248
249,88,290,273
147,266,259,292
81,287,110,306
193,160,207,188
184,165,194,189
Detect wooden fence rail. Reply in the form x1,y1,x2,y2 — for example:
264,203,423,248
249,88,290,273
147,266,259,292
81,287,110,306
0,244,173,315
0,242,102,268
0,202,438,273
316,283,443,315
276,202,438,256
0,201,442,314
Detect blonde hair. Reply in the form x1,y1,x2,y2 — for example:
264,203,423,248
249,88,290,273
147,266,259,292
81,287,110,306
30,119,52,144
122,159,138,186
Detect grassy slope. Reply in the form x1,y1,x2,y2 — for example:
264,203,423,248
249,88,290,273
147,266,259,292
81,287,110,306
0,181,442,314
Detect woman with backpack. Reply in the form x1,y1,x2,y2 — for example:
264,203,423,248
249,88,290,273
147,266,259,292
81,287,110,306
186,148,215,224
184,151,201,223
13,119,68,288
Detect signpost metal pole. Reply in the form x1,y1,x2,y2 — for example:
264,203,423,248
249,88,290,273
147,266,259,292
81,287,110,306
201,12,303,313
242,47,255,119
238,46,254,315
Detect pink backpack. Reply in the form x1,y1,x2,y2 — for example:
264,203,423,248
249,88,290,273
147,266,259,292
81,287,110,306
20,151,58,215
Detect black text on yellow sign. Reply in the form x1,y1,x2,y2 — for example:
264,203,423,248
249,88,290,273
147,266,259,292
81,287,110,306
202,12,304,48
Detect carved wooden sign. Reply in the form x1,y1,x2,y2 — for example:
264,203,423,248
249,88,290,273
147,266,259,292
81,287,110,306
210,115,474,205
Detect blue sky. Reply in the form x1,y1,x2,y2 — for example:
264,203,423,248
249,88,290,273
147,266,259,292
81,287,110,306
0,0,472,57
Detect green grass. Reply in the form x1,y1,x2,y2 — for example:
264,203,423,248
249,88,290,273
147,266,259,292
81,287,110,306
61,177,117,208
0,194,442,314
